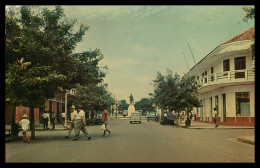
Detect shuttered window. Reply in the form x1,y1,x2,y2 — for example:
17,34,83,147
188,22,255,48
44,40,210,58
234,57,246,78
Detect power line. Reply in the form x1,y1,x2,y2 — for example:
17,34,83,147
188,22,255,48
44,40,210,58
188,43,200,76
183,52,190,71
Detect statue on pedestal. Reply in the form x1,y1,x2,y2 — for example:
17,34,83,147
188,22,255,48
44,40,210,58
129,94,134,105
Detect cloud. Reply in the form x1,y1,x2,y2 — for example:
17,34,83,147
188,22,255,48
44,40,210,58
63,6,175,21
134,74,154,84
101,57,138,68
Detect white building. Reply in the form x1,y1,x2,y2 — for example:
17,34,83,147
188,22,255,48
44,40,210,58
188,27,255,126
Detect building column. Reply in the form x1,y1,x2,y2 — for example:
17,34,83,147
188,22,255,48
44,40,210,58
219,94,224,122
203,99,206,121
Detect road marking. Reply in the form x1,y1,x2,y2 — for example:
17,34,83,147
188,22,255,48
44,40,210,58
226,138,254,147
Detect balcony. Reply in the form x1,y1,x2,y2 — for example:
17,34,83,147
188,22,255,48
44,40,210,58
198,69,255,89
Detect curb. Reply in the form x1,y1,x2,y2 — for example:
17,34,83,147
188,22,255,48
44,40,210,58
237,137,255,145
182,127,255,129
5,136,23,143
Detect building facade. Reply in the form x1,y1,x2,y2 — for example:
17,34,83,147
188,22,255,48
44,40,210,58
188,27,255,126
5,93,65,126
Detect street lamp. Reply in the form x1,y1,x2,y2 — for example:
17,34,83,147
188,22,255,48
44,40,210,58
64,89,75,128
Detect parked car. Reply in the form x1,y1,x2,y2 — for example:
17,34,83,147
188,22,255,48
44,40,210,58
130,112,141,124
160,111,175,125
147,112,156,122
95,113,103,125
122,111,128,118
86,118,92,125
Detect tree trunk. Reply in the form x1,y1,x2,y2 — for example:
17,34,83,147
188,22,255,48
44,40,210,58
177,111,180,124
11,104,19,137
30,105,36,139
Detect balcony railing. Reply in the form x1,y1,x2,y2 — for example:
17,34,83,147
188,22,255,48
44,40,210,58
198,69,255,87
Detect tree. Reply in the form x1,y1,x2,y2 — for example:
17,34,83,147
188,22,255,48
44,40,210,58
135,98,155,115
5,6,103,139
242,6,255,59
68,84,114,123
151,69,201,117
117,100,129,114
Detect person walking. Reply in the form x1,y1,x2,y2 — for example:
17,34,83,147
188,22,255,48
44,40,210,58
47,111,51,129
42,111,49,130
19,114,31,143
61,112,65,126
214,108,219,127
65,105,77,138
72,105,91,141
102,108,111,136
51,111,56,130
163,112,167,126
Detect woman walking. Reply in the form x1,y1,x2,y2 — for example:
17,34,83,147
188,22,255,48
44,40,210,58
102,108,111,136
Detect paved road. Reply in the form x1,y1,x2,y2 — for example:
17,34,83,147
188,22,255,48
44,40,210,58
5,120,254,163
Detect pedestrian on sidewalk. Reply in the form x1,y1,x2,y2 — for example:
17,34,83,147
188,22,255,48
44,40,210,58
42,111,49,130
163,112,167,126
65,105,77,138
102,107,111,136
61,112,65,126
51,111,56,130
214,108,219,127
47,111,51,129
72,105,91,141
19,114,31,143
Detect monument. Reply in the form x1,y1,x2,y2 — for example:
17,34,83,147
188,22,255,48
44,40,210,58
127,94,135,117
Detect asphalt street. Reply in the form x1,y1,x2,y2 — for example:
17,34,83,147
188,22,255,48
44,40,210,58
5,119,255,163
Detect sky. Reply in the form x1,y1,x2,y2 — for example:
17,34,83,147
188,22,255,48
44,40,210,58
8,5,254,103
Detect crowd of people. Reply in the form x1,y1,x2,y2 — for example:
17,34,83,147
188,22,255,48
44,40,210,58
19,105,111,143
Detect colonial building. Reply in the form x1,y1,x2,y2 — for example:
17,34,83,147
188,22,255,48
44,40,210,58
188,27,255,126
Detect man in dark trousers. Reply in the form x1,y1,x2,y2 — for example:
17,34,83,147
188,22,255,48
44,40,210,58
163,112,167,126
214,108,219,127
42,111,49,130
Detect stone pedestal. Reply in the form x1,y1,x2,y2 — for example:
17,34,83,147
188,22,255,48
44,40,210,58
127,105,135,117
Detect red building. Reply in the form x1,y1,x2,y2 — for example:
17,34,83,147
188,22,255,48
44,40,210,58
5,93,65,126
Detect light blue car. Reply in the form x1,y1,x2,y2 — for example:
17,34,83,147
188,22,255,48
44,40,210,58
130,112,141,124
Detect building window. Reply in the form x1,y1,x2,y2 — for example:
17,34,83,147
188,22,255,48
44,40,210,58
223,59,230,76
234,57,246,78
204,71,207,83
236,92,250,116
201,73,204,83
211,67,214,81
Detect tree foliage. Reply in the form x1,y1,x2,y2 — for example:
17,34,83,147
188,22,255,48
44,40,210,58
134,98,155,115
242,6,255,59
5,6,106,138
117,100,129,113
152,69,201,113
69,84,114,115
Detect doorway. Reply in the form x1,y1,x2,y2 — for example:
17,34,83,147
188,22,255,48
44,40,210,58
222,94,226,122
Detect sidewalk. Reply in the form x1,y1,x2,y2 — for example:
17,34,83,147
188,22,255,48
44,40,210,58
5,124,68,143
177,120,255,129
177,120,255,145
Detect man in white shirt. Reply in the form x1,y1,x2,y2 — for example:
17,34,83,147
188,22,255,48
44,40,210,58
72,105,91,141
65,105,77,138
214,108,219,127
42,111,49,130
